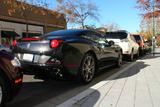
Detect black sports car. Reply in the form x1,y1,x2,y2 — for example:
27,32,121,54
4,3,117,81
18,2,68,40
13,29,122,83
0,51,23,107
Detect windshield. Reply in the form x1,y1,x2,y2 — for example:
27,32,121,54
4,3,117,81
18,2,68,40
105,32,127,39
133,35,141,42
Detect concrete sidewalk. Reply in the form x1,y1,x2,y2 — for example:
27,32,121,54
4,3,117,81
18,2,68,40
57,49,160,107
154,48,160,54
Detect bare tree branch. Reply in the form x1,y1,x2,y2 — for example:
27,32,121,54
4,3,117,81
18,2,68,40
56,0,99,28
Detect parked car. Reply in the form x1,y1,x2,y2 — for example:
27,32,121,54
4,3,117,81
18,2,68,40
13,29,122,83
0,45,11,53
144,40,152,53
105,30,140,61
132,34,146,55
0,51,23,107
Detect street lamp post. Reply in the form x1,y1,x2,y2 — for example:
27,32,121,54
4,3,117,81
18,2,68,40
152,0,156,55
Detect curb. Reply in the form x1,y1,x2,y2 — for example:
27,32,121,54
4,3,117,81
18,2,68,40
56,61,138,107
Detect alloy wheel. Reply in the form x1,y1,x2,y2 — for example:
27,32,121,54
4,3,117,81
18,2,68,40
82,55,95,83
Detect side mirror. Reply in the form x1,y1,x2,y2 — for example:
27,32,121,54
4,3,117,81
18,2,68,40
108,41,115,46
105,40,108,43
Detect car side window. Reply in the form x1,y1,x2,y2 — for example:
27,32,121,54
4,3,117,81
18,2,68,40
130,35,136,42
81,31,106,44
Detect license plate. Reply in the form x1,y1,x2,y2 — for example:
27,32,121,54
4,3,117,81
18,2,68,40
23,54,33,62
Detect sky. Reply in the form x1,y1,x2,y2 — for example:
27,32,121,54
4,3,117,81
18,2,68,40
47,0,142,33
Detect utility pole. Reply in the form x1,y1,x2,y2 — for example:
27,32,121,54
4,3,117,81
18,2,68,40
152,0,156,55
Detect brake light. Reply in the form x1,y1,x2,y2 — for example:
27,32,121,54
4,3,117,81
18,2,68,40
21,37,41,41
13,40,17,46
140,41,144,47
50,39,63,48
15,78,22,84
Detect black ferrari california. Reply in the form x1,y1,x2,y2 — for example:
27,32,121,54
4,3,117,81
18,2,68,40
13,29,122,83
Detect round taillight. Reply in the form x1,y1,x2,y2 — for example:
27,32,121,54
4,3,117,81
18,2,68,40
13,40,17,46
50,40,59,48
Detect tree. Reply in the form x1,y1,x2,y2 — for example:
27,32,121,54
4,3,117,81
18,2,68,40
136,0,160,19
137,0,160,38
103,23,120,32
138,19,153,41
56,0,99,28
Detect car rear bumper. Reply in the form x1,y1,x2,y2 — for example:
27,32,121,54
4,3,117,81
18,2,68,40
15,52,80,76
20,60,79,77
21,61,63,71
9,68,23,102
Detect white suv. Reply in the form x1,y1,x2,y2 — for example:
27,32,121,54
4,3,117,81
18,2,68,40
105,31,139,61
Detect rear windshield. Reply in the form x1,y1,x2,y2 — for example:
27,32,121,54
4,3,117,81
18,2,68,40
43,30,83,37
133,35,141,42
105,32,127,39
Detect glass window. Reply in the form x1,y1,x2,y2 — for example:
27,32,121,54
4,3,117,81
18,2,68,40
22,32,41,38
130,35,136,42
81,31,106,44
1,31,16,47
105,32,127,39
132,35,141,42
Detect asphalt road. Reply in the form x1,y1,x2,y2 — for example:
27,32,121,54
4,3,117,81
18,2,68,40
7,61,133,107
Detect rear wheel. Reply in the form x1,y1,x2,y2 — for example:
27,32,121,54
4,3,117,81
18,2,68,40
0,76,9,107
116,51,123,67
129,50,134,62
78,54,95,84
136,49,140,58
0,82,2,107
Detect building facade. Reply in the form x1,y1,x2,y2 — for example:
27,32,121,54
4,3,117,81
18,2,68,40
0,0,66,47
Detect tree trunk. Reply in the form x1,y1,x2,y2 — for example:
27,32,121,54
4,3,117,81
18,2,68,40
82,21,85,29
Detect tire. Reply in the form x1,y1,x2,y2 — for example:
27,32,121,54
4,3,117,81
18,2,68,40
78,53,96,84
136,49,140,59
129,50,134,62
0,80,3,107
116,51,123,67
0,76,9,107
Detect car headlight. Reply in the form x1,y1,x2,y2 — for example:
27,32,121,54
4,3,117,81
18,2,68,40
11,57,21,67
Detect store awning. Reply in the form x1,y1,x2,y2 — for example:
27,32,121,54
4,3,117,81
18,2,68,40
22,32,41,38
1,31,20,38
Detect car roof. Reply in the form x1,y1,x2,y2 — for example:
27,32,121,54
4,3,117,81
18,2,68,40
46,29,97,36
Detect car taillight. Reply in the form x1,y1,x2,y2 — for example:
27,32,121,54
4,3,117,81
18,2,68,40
50,39,63,48
140,41,144,47
21,37,41,41
15,78,23,84
13,40,17,46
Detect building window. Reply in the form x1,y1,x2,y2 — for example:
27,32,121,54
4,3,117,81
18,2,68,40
1,31,19,47
22,32,42,38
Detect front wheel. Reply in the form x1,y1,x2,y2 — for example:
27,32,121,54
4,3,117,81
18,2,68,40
78,54,96,84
